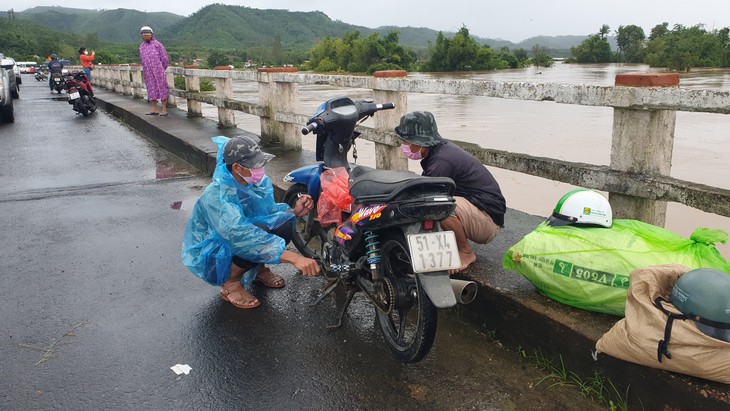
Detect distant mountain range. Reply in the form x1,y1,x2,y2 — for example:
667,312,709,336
16,5,598,53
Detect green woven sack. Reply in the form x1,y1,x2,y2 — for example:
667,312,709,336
502,220,729,316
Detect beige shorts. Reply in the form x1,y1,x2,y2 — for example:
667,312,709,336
453,196,500,244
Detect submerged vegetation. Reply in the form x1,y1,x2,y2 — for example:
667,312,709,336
569,23,730,71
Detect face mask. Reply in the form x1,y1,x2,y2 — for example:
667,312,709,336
401,143,423,160
241,167,266,185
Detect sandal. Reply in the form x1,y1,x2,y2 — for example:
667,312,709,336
220,286,260,309
254,266,285,288
145,112,159,116
159,112,168,116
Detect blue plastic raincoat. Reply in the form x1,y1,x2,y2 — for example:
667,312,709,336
181,136,294,287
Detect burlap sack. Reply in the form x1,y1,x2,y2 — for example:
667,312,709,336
595,264,730,384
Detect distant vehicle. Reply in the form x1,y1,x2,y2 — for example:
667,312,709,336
17,61,38,74
0,67,14,123
0,54,20,99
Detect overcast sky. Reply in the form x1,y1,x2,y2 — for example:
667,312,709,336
17,1,730,42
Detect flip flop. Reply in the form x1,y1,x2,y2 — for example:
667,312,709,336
159,112,168,116
145,112,159,116
254,267,285,288
220,287,261,309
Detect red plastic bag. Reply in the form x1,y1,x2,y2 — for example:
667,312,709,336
318,167,352,226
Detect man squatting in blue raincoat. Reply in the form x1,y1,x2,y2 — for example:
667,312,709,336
182,136,320,309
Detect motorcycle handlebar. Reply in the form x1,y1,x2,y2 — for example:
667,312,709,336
301,122,318,135
379,103,395,110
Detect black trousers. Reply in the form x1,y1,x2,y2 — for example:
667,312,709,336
231,222,293,271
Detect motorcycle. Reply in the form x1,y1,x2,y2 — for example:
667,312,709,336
283,97,477,363
35,69,47,82
50,72,64,94
63,71,96,117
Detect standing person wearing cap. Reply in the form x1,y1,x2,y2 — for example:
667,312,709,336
138,26,170,116
395,111,506,274
181,136,320,309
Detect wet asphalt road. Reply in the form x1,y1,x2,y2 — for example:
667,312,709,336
0,79,603,410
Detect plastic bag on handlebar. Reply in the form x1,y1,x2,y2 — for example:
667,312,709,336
317,167,352,226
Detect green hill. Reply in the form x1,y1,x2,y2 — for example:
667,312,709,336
16,6,183,43
11,5,592,62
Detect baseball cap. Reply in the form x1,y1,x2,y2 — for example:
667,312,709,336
223,136,275,168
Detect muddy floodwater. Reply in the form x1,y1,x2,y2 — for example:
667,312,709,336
192,63,730,258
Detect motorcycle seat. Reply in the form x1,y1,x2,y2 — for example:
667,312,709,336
349,165,455,203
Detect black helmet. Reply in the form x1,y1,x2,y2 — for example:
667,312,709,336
51,54,57,59
395,111,444,147
671,268,730,342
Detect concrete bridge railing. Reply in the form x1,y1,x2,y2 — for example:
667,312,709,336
91,64,730,227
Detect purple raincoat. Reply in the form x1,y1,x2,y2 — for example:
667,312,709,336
139,37,170,101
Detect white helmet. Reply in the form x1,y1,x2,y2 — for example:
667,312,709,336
547,189,612,228
140,26,153,34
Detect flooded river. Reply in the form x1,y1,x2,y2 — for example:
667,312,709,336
192,62,730,258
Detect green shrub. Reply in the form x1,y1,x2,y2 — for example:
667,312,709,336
173,75,216,91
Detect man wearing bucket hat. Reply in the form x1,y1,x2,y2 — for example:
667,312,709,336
182,136,319,309
395,111,506,274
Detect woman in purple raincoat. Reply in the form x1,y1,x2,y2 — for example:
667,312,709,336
139,26,170,116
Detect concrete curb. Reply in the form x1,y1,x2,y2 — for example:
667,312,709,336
95,89,729,410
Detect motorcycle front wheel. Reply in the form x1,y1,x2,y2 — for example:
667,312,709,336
375,232,437,363
283,184,324,259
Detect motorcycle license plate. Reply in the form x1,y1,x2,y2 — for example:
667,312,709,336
68,91,80,100
407,231,461,273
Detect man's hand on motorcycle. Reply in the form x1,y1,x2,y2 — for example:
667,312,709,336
295,256,320,277
281,250,320,276
292,194,314,217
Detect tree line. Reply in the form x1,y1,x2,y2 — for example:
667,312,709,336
4,14,728,73
306,27,554,74
570,23,730,71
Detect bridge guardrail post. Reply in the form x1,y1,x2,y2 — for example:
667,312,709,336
115,67,125,94
214,66,236,128
130,65,144,99
373,70,409,171
102,65,113,90
165,68,176,108
121,66,132,96
184,66,202,118
610,73,680,226
257,67,300,148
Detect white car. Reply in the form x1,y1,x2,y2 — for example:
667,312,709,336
0,67,14,122
0,54,20,98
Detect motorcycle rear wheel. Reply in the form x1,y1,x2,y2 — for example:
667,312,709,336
375,232,437,363
283,184,324,259
83,95,96,114
74,98,89,117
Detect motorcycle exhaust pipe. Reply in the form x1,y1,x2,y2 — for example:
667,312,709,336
451,279,477,304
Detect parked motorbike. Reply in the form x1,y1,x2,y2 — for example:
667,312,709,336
63,71,96,117
283,97,477,363
35,69,47,82
50,72,64,93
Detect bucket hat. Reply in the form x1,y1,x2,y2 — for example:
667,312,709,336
395,111,444,147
